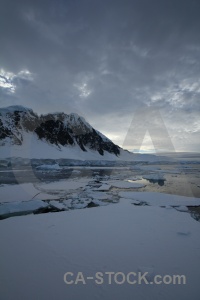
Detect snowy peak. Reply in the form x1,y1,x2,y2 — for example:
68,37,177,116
0,106,38,145
0,106,120,157
0,105,33,114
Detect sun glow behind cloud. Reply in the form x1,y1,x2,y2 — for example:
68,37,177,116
0,69,33,94
73,74,93,99
0,69,16,93
74,82,92,98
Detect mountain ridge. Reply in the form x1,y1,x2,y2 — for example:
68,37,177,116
0,105,130,160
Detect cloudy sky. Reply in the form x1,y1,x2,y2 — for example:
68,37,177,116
0,0,200,152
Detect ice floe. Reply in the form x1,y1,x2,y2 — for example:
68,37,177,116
0,200,48,219
142,173,165,181
0,183,59,203
36,164,61,170
93,184,111,191
49,200,67,210
109,180,145,189
119,191,200,206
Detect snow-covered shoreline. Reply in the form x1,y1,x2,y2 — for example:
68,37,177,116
1,155,200,299
1,199,200,300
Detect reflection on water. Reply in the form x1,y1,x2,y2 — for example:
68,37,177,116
0,161,200,221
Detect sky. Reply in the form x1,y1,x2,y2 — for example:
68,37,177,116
0,0,200,152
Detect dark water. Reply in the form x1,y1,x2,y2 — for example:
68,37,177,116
0,163,199,196
0,161,200,221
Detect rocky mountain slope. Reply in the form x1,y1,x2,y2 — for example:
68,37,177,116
0,105,129,160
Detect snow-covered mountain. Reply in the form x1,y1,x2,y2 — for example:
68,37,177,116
0,105,132,160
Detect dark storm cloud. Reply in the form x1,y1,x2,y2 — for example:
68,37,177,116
0,0,200,151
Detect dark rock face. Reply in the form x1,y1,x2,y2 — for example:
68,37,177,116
35,120,74,146
0,119,12,140
75,129,120,156
0,106,120,157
